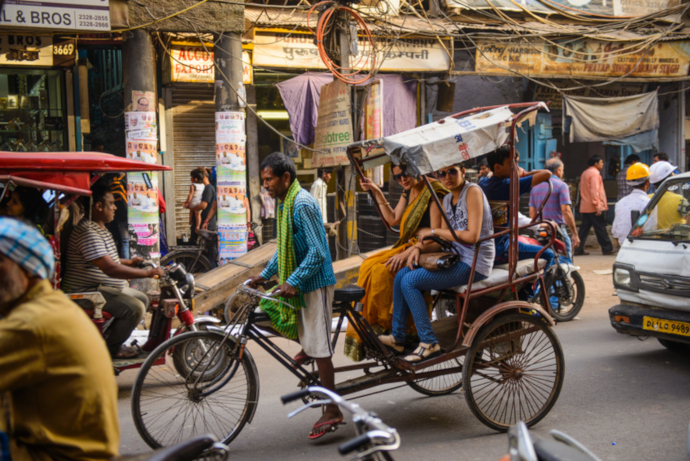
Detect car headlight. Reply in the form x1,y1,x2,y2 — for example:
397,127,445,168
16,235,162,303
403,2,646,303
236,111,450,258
614,267,631,286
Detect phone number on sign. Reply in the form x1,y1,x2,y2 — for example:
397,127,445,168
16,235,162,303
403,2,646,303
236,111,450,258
78,14,109,21
78,21,109,29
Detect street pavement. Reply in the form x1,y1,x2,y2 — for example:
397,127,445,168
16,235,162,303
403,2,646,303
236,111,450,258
115,254,690,460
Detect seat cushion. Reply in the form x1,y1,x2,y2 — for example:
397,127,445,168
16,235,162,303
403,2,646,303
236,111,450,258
334,284,366,303
448,259,548,294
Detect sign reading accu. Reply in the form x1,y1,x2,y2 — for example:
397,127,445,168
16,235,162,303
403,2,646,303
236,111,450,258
170,43,252,85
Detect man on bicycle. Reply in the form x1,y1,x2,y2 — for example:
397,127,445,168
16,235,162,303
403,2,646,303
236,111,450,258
0,217,120,460
246,152,342,440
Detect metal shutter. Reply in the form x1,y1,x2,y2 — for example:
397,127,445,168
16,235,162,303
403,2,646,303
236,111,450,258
171,85,216,239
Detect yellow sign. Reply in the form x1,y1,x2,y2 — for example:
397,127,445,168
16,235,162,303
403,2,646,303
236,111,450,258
476,40,690,78
643,316,690,337
533,82,646,110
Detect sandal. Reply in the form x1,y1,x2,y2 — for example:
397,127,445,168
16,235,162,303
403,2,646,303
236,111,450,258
308,418,345,440
114,346,139,359
292,351,312,369
404,343,441,363
378,334,404,353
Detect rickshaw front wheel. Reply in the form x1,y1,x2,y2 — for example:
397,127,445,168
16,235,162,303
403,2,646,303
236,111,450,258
462,312,564,432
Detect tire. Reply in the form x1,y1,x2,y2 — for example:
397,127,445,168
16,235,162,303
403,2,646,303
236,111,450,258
161,250,213,276
463,313,565,432
658,338,690,353
131,331,259,449
171,328,230,381
406,356,464,396
546,270,585,322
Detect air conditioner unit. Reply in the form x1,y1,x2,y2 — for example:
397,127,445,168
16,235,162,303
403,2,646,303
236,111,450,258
353,0,400,16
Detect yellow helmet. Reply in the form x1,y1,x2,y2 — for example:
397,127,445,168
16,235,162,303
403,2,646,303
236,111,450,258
626,162,650,185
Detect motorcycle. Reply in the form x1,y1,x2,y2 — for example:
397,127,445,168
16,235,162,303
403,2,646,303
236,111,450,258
520,225,585,322
502,421,601,461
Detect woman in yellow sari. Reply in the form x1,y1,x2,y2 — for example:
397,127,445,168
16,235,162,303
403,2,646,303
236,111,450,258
344,165,447,361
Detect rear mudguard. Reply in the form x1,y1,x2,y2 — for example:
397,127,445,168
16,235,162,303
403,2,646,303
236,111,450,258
462,301,555,348
174,315,221,336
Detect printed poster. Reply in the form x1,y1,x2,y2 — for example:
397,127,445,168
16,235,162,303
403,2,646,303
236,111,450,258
364,80,384,186
312,80,354,168
216,111,248,263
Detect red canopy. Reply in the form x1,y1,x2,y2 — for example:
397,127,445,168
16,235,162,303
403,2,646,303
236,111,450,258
0,152,172,196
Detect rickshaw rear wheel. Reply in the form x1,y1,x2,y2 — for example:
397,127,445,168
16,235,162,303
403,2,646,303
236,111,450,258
406,357,464,396
462,312,564,432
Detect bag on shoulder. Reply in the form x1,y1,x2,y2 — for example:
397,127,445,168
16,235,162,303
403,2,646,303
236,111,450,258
417,252,459,272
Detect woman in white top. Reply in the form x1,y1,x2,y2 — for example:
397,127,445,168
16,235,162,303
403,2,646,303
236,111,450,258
380,163,495,362
184,168,206,230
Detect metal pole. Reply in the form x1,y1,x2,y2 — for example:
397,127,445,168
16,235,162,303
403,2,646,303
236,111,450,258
122,29,159,293
245,85,262,243
336,10,355,260
214,33,247,264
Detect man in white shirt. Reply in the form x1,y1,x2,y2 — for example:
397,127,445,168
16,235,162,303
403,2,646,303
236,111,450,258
612,162,651,246
310,168,332,224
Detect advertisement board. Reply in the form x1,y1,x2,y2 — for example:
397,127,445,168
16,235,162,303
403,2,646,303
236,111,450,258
312,79,354,168
0,0,110,31
170,43,253,85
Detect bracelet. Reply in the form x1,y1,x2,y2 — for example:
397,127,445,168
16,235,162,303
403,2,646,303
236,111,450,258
378,201,390,207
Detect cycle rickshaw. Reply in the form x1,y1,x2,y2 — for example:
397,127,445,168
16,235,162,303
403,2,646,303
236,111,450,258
130,102,565,449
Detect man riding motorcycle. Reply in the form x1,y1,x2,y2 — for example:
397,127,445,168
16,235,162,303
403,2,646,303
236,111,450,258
62,180,164,358
0,217,120,461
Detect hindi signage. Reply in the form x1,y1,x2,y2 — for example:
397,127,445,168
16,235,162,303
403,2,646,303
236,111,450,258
447,0,680,21
253,33,450,72
0,0,110,31
476,40,690,78
312,79,354,168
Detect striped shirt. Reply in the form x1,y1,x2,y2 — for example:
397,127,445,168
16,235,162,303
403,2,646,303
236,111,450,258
62,220,126,293
528,177,572,225
261,189,336,293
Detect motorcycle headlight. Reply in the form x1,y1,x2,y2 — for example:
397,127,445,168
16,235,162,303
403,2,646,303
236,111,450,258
613,267,631,286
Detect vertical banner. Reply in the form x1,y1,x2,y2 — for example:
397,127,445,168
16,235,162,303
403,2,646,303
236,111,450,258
216,111,248,264
364,80,384,186
125,90,160,261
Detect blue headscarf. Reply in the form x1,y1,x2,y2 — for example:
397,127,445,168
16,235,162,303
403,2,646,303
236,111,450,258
0,217,55,280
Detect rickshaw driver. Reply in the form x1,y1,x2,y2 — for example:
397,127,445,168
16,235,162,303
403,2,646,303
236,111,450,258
480,146,555,268
245,152,343,440
62,181,165,359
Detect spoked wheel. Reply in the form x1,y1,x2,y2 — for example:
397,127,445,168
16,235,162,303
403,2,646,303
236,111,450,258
463,313,564,432
546,270,585,322
161,250,213,276
406,357,464,396
131,331,259,448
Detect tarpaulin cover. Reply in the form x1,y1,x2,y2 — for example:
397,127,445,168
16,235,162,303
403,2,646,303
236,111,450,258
277,73,417,146
381,106,516,176
563,92,659,144
603,129,659,154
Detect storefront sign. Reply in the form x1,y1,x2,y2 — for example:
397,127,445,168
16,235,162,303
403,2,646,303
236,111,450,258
53,38,76,66
253,33,450,72
170,43,253,85
533,82,647,110
216,110,248,262
447,0,680,20
476,40,690,78
312,80,354,168
0,35,52,66
0,0,110,31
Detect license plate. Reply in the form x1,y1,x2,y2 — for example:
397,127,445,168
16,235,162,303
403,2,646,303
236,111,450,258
642,316,690,337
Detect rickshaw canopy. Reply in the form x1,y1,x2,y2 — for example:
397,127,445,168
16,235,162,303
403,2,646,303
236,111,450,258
350,103,547,176
0,151,172,196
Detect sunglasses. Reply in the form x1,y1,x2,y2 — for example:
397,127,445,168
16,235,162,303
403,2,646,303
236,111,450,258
437,169,460,179
393,173,410,182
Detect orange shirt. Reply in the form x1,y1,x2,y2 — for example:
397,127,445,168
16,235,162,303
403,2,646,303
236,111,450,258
579,166,608,214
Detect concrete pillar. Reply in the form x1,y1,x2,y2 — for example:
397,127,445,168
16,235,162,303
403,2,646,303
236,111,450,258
214,33,248,264
122,29,159,292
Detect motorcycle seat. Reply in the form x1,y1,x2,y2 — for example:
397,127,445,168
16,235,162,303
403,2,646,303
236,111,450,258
82,309,113,320
438,259,547,295
334,285,366,303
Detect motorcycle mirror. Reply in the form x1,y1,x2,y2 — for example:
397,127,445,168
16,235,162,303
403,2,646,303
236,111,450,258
143,173,153,190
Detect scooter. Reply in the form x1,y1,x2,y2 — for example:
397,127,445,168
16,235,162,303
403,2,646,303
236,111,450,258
520,225,585,322
69,261,220,374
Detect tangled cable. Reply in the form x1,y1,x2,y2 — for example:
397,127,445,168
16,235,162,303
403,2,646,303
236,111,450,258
307,1,377,84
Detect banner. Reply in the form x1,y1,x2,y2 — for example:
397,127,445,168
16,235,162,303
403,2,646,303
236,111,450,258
312,80,354,168
476,40,690,78
125,89,159,261
254,33,450,72
216,109,247,263
446,0,680,21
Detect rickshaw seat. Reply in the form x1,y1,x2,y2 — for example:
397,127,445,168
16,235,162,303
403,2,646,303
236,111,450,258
446,259,547,294
334,285,366,303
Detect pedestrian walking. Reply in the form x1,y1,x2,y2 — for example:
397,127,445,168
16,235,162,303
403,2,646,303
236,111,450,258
612,163,651,246
575,155,615,255
528,158,580,261
616,154,640,200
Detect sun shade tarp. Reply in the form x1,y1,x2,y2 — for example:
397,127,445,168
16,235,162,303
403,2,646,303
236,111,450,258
381,106,516,176
563,92,659,143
